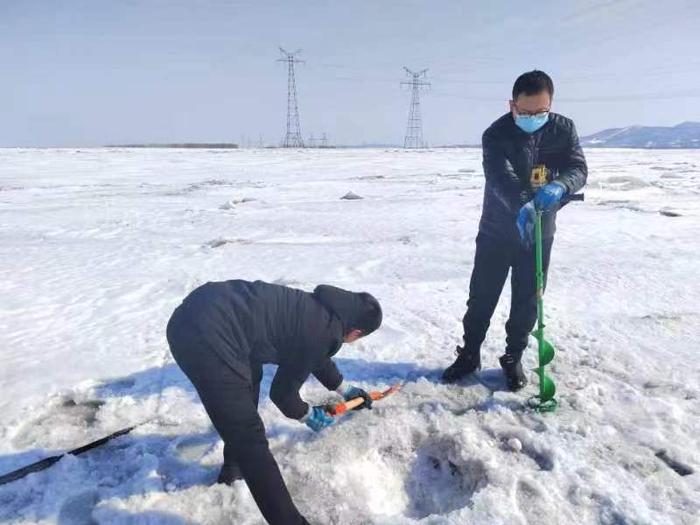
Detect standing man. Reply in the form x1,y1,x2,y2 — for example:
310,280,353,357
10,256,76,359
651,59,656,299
443,70,587,390
166,280,382,525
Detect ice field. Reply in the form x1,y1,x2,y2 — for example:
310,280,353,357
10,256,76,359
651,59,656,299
0,147,698,524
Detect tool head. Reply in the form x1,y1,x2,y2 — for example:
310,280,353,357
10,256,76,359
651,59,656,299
371,384,401,400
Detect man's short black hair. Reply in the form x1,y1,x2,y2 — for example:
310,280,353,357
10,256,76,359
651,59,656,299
354,292,383,335
512,70,554,100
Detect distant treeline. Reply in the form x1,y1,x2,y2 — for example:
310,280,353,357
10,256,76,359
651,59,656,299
107,143,239,149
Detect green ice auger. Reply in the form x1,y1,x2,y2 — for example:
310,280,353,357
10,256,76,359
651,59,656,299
530,210,557,412
529,193,584,413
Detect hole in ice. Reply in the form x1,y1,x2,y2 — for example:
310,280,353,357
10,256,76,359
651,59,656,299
12,397,106,448
404,439,488,518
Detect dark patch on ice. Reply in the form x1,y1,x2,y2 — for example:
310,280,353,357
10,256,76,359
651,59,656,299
61,399,106,426
203,238,252,248
405,440,488,518
659,209,682,217
397,235,415,246
352,175,385,180
458,168,476,173
649,166,674,171
341,191,363,200
655,450,694,476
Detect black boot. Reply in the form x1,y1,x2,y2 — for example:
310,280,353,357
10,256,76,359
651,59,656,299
499,354,527,392
442,346,481,383
217,462,243,485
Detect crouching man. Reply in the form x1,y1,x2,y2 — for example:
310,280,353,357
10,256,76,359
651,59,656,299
166,280,382,525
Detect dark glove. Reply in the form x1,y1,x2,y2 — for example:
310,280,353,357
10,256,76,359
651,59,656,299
533,182,566,211
342,385,373,410
516,201,536,248
302,406,335,432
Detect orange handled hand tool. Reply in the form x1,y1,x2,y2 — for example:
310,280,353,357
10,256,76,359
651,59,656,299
326,384,401,416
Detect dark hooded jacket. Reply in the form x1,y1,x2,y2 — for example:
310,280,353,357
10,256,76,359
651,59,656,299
166,280,378,420
479,112,588,241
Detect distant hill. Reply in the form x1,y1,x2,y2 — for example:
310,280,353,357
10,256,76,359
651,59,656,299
581,122,700,149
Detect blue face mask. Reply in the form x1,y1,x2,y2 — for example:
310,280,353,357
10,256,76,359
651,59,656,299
515,112,549,133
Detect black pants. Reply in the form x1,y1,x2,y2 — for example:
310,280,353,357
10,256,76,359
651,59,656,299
462,233,553,361
167,327,309,525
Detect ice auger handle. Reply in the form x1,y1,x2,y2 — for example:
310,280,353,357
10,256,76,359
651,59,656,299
562,193,584,203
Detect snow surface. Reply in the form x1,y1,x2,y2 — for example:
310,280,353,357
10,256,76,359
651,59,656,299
0,147,699,524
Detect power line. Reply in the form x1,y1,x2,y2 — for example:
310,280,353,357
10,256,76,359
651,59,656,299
401,67,430,149
429,87,700,103
277,47,305,148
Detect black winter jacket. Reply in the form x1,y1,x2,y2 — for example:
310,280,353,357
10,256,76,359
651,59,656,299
478,112,588,241
167,280,366,420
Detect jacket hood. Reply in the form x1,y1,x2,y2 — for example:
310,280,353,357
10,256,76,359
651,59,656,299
312,284,382,336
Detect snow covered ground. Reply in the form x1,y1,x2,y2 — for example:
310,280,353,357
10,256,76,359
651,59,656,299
0,147,698,524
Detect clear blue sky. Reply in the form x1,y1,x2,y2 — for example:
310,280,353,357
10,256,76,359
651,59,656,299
2,0,699,147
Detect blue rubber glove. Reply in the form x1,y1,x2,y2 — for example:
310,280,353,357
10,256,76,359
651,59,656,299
516,201,536,248
303,406,335,432
342,385,373,410
533,182,566,211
